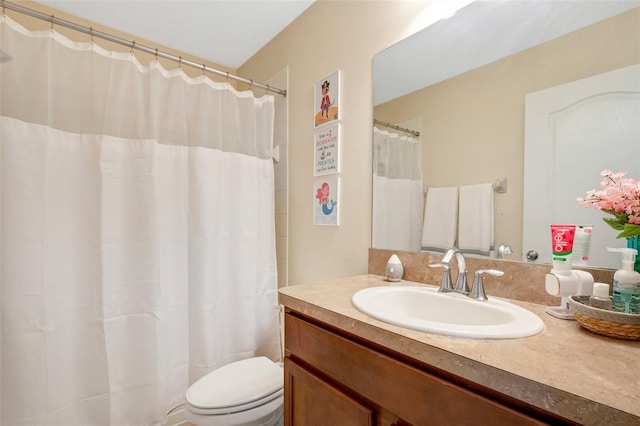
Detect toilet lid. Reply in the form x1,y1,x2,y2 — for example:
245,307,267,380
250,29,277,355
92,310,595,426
186,356,283,410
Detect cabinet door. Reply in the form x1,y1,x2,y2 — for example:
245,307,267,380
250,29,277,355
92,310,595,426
284,358,374,426
285,312,549,425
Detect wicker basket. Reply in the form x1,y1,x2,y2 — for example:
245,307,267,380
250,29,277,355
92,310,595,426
569,296,640,340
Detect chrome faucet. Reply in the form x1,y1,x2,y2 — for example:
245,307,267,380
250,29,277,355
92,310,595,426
428,248,468,295
429,248,504,301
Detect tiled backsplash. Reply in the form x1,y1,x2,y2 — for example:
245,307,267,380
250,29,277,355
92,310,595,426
369,248,615,306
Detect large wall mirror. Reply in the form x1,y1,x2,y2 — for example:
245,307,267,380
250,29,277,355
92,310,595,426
372,0,640,269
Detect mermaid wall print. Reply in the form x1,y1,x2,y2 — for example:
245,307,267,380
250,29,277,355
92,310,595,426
314,71,340,128
313,177,340,226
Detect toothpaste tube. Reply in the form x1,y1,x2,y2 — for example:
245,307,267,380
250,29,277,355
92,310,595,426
550,224,576,273
573,225,593,267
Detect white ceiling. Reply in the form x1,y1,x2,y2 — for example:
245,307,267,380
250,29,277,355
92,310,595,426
34,0,316,69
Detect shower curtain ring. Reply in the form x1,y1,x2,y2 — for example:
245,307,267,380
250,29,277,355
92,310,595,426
89,27,94,44
130,41,135,55
202,63,206,76
154,48,158,62
178,56,182,69
50,14,54,32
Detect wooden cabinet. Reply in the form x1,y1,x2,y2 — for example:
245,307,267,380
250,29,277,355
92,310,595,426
284,311,573,426
285,358,374,426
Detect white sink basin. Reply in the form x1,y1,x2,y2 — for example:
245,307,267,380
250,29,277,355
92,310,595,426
351,285,545,339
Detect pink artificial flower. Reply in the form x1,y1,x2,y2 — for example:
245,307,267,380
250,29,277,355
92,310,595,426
578,169,640,238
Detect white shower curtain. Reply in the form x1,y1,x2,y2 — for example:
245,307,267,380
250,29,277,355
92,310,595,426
1,16,279,426
372,127,424,251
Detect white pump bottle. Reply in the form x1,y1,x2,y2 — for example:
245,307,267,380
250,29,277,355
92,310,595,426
607,247,640,314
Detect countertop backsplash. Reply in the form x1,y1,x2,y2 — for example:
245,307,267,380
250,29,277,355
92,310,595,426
369,248,616,306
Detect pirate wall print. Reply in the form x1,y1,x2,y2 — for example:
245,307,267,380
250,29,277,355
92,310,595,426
314,71,340,127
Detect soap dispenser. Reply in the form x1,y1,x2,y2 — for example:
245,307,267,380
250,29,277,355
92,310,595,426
385,254,404,282
607,247,640,314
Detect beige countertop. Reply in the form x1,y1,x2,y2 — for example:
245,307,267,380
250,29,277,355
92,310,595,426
279,274,640,425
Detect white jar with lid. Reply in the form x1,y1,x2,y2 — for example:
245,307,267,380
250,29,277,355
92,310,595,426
588,282,611,310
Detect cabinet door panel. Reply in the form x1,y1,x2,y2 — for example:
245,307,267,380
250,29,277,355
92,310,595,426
285,313,546,426
285,358,374,426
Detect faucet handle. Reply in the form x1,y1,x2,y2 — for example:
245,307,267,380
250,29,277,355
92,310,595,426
428,262,454,293
496,244,513,259
470,269,504,301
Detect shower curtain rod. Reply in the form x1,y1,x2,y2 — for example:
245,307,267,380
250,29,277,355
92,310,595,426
374,119,420,137
0,0,286,97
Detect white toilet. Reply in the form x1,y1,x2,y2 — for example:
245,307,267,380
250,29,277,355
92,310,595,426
185,356,284,426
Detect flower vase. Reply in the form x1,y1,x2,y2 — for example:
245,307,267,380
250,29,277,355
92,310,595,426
626,236,640,273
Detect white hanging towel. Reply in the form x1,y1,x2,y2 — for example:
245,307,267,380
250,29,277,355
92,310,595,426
421,186,458,251
458,183,494,256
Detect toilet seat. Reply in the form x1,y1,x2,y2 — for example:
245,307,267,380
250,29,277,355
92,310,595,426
186,356,284,416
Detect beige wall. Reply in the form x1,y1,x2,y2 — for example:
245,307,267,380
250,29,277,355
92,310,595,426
240,0,447,286
374,8,640,260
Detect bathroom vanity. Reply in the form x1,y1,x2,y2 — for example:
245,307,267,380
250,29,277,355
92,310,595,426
279,275,640,426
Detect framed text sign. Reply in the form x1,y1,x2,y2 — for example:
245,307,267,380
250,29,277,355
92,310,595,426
314,123,340,176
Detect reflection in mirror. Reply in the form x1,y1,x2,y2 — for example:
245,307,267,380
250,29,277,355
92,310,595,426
372,0,640,268
523,63,640,268
372,123,423,251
